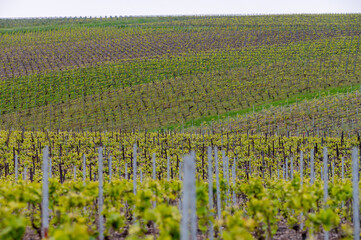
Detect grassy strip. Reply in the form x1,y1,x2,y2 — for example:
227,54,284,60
158,83,361,131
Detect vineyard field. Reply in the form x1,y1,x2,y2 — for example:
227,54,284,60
1,14,361,131
0,130,360,239
0,14,361,240
186,88,361,137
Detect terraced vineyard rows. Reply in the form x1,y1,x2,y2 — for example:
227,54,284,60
1,14,361,131
1,36,360,131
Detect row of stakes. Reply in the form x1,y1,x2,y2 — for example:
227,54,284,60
10,144,360,240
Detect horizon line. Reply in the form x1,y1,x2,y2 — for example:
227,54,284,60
2,12,361,20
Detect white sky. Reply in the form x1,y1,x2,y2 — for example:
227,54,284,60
0,0,360,18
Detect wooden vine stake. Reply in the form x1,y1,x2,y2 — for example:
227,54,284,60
73,166,76,181
207,146,214,240
41,146,49,239
179,160,182,211
286,158,289,180
341,156,344,208
133,143,137,196
290,156,294,180
232,157,236,206
23,166,27,181
153,153,156,208
98,147,104,240
82,154,86,186
310,149,315,185
167,156,170,181
215,146,221,220
190,152,197,240
152,153,156,180
323,147,329,240
125,162,128,180
300,151,304,230
352,147,360,240
109,156,112,182
181,152,197,240
226,156,230,206
82,154,86,212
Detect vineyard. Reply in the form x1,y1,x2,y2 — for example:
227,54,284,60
187,88,361,137
0,14,361,239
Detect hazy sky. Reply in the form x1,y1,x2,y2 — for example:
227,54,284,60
1,0,360,18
